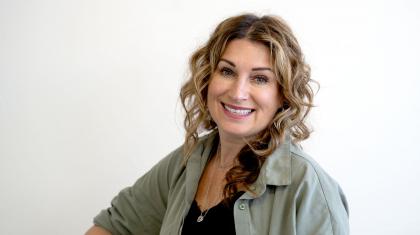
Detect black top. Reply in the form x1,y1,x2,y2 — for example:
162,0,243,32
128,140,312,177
181,193,243,235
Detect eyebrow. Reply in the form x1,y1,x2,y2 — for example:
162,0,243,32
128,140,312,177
219,58,273,72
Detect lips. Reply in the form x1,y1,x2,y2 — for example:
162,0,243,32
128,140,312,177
221,102,255,116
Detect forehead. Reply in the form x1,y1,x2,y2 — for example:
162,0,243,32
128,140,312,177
220,39,272,68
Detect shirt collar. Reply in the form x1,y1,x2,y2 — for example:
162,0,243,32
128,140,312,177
184,132,217,204
243,135,292,199
260,134,292,186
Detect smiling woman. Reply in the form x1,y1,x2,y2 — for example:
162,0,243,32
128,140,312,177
207,39,282,142
86,13,349,235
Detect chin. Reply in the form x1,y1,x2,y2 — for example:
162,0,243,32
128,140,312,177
219,128,255,140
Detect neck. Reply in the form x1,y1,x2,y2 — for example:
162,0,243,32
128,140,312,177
217,132,247,167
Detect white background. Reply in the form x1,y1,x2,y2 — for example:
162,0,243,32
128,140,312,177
1,0,419,234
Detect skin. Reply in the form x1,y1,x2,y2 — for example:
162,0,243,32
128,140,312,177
85,226,112,235
195,38,283,211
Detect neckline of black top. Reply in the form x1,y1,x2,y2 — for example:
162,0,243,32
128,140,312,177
181,192,244,235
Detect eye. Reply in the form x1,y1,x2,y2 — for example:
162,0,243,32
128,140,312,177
220,67,235,77
253,75,269,84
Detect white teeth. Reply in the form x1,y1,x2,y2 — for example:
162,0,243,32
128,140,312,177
224,104,252,115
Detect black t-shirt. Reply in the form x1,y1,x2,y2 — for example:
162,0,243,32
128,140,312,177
181,193,243,235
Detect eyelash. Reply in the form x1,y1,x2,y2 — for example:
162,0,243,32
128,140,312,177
253,75,269,84
218,66,269,84
220,67,235,77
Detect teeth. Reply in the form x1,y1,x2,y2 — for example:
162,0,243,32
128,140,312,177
224,104,252,115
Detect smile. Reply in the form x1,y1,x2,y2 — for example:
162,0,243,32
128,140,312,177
222,102,255,116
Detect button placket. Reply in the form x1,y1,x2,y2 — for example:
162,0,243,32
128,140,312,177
233,199,251,235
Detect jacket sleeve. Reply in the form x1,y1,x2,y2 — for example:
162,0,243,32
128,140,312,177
293,155,350,235
93,147,184,235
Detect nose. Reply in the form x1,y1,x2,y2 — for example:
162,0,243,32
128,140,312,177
228,76,249,102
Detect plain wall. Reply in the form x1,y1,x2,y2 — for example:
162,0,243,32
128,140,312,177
1,0,419,234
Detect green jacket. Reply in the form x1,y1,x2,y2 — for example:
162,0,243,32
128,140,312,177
94,132,349,234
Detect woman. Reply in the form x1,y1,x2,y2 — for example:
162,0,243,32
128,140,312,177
86,13,349,235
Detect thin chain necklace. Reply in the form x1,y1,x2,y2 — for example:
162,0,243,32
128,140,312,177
197,144,221,223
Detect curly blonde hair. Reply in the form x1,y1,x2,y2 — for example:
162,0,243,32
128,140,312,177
180,13,316,199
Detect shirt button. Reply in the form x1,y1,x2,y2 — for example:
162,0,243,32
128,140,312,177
250,185,256,191
239,203,246,210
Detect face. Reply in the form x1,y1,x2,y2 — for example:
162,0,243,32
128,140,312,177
207,39,282,142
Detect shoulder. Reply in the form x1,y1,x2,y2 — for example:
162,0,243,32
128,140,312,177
149,132,216,183
289,145,345,199
288,145,350,234
158,132,215,165
289,145,336,186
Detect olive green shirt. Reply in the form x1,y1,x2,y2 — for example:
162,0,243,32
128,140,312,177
94,133,349,234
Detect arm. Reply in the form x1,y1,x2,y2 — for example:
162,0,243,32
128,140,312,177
85,226,112,235
88,147,184,235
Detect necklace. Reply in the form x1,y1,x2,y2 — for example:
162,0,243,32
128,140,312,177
196,209,209,222
197,144,220,222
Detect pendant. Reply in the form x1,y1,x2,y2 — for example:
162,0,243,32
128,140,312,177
197,215,204,222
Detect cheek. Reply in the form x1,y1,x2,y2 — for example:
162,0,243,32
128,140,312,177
258,91,282,111
207,79,225,100
207,83,220,109
207,84,216,103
